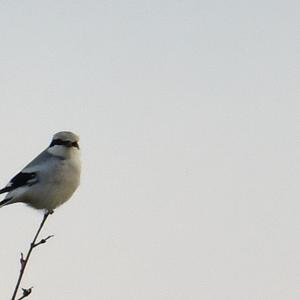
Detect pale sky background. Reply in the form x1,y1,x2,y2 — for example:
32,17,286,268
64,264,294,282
0,0,299,299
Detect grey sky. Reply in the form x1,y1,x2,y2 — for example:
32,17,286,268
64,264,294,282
0,0,299,299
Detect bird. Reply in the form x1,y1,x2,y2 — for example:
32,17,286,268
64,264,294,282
0,131,81,212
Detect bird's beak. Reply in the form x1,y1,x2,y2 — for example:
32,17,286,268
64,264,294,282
72,141,80,149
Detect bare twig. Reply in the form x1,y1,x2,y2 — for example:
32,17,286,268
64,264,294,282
11,211,54,300
16,287,33,300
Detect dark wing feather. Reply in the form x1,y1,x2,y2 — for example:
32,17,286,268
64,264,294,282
0,172,38,194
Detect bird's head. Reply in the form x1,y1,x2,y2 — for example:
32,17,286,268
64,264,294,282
48,131,80,158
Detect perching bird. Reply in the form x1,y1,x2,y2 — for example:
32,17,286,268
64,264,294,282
0,131,81,211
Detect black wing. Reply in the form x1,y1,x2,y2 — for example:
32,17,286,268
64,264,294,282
0,172,38,194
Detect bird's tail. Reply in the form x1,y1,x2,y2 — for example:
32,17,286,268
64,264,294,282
0,197,13,208
0,187,10,208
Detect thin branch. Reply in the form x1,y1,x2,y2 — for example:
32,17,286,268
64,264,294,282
32,235,54,248
16,287,33,300
11,211,54,300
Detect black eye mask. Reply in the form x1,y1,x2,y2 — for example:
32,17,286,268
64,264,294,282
49,139,79,149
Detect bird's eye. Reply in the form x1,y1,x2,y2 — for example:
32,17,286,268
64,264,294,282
50,139,63,147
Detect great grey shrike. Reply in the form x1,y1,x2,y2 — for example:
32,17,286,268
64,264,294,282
0,131,81,211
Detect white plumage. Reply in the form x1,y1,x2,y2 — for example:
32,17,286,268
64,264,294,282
0,131,81,211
